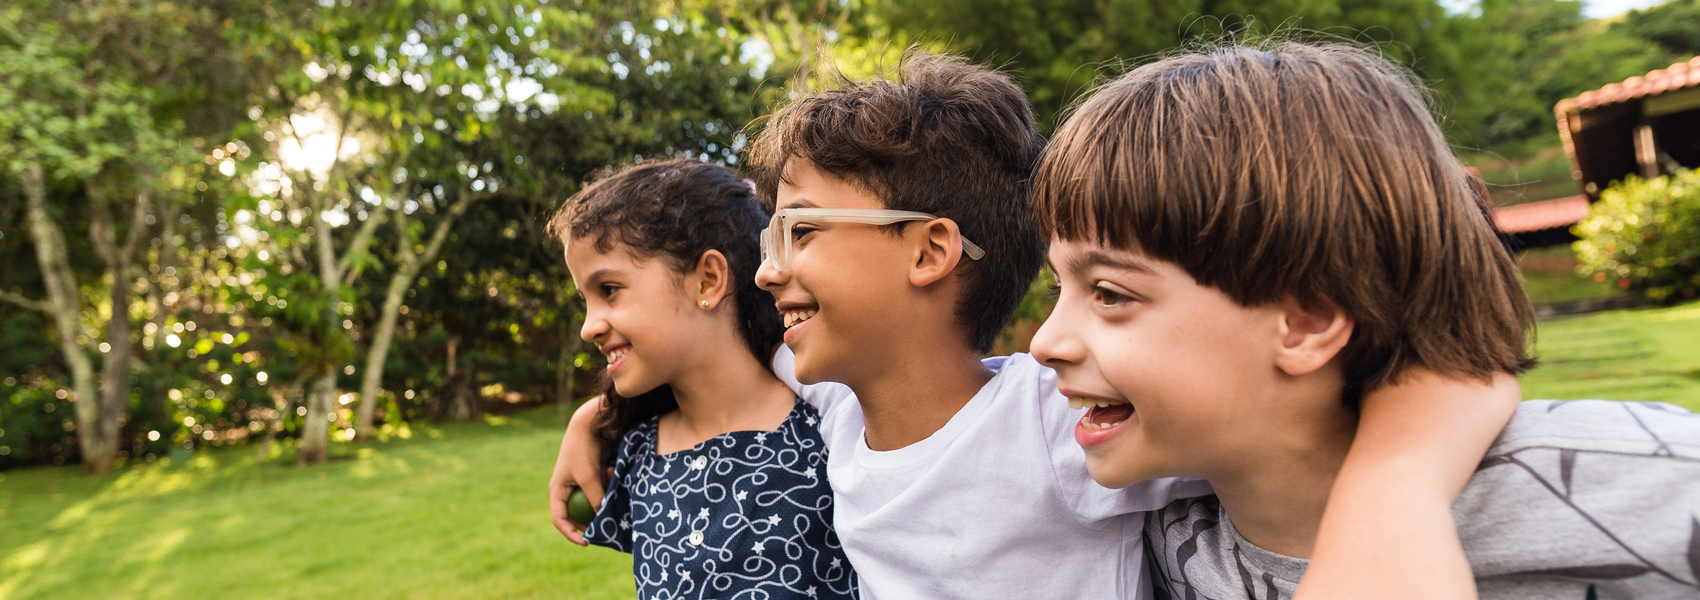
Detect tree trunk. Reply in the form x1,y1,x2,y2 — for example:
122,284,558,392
298,184,342,465
353,190,482,440
297,372,336,464
557,308,582,426
257,379,300,465
87,187,149,472
20,165,103,469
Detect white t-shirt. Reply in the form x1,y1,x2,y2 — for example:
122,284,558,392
772,346,1212,600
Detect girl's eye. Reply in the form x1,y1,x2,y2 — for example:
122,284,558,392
1045,283,1061,300
600,284,619,298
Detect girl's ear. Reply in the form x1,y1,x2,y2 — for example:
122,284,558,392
1273,295,1354,377
693,249,731,310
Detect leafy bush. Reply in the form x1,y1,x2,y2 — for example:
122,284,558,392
1574,170,1700,302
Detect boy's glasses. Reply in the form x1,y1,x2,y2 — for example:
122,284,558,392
760,208,986,271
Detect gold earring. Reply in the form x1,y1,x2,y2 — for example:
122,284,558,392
700,300,710,309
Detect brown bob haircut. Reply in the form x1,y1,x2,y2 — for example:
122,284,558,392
746,49,1048,355
1034,41,1535,400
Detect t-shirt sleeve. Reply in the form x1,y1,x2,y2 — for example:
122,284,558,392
583,429,639,553
771,344,854,414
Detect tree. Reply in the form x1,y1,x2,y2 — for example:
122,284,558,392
0,0,256,472
1616,0,1700,60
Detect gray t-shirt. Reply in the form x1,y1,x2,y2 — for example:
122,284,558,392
1144,399,1700,600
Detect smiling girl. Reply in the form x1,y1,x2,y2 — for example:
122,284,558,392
545,159,855,600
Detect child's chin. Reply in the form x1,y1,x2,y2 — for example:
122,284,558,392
1084,456,1151,490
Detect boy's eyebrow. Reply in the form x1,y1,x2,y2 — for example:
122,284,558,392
1069,250,1155,276
777,198,820,210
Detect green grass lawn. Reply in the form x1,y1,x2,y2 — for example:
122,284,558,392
1522,301,1700,409
0,410,636,600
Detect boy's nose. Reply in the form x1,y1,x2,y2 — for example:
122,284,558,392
1030,304,1084,368
754,259,788,292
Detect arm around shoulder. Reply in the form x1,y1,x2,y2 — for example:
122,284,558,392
1297,370,1521,600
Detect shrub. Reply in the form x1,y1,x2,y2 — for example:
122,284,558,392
1574,169,1700,302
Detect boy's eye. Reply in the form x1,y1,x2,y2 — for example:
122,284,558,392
790,225,818,240
1093,284,1129,307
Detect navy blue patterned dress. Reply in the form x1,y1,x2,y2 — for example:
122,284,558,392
585,399,857,600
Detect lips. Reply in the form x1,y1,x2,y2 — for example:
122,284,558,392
777,304,819,344
1066,394,1134,448
601,344,630,373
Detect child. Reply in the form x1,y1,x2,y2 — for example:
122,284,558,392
557,50,1522,599
546,159,856,600
1029,41,1700,598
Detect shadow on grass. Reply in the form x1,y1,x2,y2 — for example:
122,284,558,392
0,406,636,600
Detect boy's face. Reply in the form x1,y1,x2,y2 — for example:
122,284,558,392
1030,237,1287,488
754,160,920,385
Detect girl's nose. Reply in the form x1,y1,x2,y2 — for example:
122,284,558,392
579,309,609,343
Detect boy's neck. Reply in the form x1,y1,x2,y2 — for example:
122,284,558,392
849,338,992,452
1208,384,1359,559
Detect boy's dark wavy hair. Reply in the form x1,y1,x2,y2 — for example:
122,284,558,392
746,48,1048,354
547,158,782,467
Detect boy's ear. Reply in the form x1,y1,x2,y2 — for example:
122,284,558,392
908,218,967,287
692,249,731,309
1274,295,1354,377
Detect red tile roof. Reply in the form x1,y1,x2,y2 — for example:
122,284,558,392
1492,195,1591,234
1558,57,1700,112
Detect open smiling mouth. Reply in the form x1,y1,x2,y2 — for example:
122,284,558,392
781,308,817,328
1069,397,1134,430
602,346,630,372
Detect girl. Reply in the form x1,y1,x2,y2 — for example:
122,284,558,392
546,159,855,600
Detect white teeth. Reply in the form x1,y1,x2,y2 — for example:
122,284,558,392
1067,397,1129,410
1070,397,1131,430
782,309,818,328
605,348,629,363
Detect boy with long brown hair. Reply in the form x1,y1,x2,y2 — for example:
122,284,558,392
1031,40,1700,598
554,48,1528,599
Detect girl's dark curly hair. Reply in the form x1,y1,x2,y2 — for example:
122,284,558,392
547,158,783,467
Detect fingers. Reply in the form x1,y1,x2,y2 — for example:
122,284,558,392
549,480,589,546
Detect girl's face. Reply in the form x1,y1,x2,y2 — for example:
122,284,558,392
566,237,709,397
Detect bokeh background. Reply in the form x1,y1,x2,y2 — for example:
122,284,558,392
2,0,1698,598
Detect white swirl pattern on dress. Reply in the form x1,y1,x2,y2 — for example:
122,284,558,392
587,400,856,600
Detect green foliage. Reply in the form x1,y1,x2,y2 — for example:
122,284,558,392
1615,0,1700,60
1441,0,1667,149
1575,170,1700,303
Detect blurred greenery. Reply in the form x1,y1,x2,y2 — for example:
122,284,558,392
0,404,638,599
1575,169,1700,302
1517,245,1627,304
1522,301,1700,409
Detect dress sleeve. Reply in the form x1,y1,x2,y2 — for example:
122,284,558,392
771,344,854,414
583,427,640,553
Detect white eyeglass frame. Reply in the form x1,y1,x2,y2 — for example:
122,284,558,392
760,208,986,271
